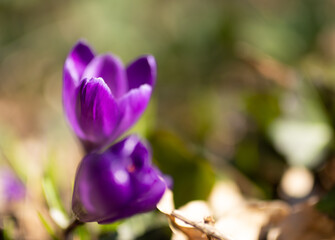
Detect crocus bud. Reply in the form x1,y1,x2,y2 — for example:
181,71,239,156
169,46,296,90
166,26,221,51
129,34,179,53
72,135,167,224
63,41,156,151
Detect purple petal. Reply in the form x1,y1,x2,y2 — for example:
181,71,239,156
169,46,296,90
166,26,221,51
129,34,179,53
108,135,151,168
64,41,95,82
162,174,173,189
130,139,151,170
63,68,85,138
0,169,25,202
113,84,152,139
72,135,168,224
82,54,127,98
130,166,166,203
72,153,132,222
107,134,141,157
76,78,119,147
63,41,95,138
126,55,156,90
99,168,166,224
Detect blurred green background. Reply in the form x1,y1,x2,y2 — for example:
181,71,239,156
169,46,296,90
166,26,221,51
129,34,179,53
1,0,335,239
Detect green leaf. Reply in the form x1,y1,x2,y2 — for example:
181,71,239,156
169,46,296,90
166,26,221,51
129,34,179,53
37,212,58,240
42,177,69,228
75,225,91,240
99,221,120,234
316,187,335,219
149,130,215,208
244,92,281,132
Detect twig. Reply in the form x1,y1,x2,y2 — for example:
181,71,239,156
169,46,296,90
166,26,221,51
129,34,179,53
171,211,233,240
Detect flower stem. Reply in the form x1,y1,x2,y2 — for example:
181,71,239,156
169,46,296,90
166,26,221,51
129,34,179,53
63,218,84,240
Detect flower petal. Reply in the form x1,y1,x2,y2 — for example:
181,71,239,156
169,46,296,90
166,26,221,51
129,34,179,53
72,135,168,224
65,41,95,82
82,54,127,98
131,166,166,204
130,139,151,170
0,168,25,202
76,78,119,148
108,135,151,168
63,68,84,138
72,153,132,222
126,55,156,90
98,167,166,224
113,84,152,140
63,41,95,138
107,134,140,157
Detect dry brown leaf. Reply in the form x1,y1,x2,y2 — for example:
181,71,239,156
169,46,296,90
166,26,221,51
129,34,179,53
209,181,244,218
158,181,335,240
157,190,232,240
168,213,209,240
169,211,233,240
215,200,290,240
266,199,335,240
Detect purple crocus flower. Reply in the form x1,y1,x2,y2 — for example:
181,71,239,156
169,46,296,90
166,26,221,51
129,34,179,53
63,41,156,151
0,168,25,202
72,135,167,224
